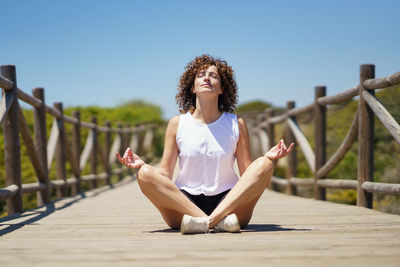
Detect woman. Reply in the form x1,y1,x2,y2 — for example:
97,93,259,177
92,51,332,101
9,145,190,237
117,55,293,234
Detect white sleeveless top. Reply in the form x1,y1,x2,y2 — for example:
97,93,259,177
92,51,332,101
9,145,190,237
175,112,239,196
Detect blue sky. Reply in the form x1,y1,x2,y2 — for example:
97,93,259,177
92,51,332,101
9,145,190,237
1,0,399,119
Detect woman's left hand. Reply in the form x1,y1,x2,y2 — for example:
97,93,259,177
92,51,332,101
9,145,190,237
264,139,294,160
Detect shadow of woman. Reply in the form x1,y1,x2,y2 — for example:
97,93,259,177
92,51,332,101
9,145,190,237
242,224,311,232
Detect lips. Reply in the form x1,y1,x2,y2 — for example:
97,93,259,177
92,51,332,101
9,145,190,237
201,83,211,87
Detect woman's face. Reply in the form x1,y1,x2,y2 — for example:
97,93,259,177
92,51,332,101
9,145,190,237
192,65,222,96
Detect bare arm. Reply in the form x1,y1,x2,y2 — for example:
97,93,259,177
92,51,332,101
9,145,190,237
157,116,180,180
235,117,252,177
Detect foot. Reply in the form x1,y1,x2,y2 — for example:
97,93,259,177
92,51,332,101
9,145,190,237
214,214,241,233
180,215,210,235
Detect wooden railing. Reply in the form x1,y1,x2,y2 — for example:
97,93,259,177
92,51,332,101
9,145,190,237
0,65,158,215
243,64,400,208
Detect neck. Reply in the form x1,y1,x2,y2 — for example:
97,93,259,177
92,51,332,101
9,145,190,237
192,95,222,124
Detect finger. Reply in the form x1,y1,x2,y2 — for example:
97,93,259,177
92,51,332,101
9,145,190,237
116,152,125,164
282,140,287,150
123,148,130,159
287,143,294,153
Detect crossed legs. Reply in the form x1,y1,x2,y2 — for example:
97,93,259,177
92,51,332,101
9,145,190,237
137,156,274,229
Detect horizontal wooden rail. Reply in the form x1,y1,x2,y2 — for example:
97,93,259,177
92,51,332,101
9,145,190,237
363,71,400,90
289,177,314,187
317,179,358,190
317,86,359,106
287,103,314,117
0,185,19,200
362,182,400,195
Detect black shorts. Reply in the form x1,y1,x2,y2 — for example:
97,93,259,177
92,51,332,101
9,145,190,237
181,189,231,216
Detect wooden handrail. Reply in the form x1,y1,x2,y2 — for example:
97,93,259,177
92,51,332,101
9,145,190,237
243,64,400,210
363,71,400,90
0,64,160,215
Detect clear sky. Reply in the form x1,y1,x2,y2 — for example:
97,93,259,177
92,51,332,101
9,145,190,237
1,0,399,119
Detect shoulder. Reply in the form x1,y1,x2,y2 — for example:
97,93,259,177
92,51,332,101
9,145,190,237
166,115,180,133
236,116,249,136
236,116,247,129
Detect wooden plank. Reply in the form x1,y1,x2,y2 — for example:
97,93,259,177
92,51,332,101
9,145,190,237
17,88,42,108
47,118,59,171
267,113,287,124
63,114,79,125
362,90,400,144
363,71,400,90
0,184,19,200
108,134,121,165
21,182,47,194
316,108,359,178
270,176,289,187
1,181,400,266
17,103,48,183
287,103,314,117
54,102,68,197
317,179,358,190
288,177,314,187
45,105,61,118
0,89,15,125
317,86,358,106
129,133,140,153
80,129,93,172
362,181,400,195
286,118,315,172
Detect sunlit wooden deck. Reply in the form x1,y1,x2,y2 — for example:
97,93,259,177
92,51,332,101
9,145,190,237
1,175,400,266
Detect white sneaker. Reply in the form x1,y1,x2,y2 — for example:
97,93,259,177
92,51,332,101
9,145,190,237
180,215,210,235
214,214,241,233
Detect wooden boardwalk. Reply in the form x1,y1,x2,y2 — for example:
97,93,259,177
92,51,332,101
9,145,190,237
1,176,400,266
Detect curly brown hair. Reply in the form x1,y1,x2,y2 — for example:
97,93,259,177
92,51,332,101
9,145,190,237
176,54,238,113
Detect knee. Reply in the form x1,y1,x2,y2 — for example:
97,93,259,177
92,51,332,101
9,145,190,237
137,164,155,185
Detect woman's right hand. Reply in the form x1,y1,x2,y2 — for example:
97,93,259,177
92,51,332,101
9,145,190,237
116,147,145,169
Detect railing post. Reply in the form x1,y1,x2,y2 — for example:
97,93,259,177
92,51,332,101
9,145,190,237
285,101,297,195
32,87,50,205
91,116,98,188
117,122,124,181
72,111,81,193
358,64,375,208
125,123,133,176
1,65,23,214
314,86,327,200
54,102,68,197
266,108,276,190
105,121,112,185
266,108,275,150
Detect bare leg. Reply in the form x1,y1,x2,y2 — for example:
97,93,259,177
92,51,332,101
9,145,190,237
209,156,274,228
137,164,207,228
